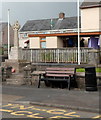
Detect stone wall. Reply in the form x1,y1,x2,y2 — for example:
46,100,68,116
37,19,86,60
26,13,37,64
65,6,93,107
88,49,101,65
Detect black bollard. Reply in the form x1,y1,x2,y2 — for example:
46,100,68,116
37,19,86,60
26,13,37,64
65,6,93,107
85,67,97,91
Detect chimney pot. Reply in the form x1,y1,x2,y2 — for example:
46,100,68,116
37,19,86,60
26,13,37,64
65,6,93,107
59,12,65,19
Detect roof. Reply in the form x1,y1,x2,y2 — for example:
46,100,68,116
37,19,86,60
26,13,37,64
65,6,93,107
20,16,81,32
80,0,101,9
0,22,8,32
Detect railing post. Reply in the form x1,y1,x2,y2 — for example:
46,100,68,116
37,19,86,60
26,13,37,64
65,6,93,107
45,49,46,63
57,49,59,63
31,49,33,63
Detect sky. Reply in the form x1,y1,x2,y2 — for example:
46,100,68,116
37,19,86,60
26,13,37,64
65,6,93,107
1,0,84,26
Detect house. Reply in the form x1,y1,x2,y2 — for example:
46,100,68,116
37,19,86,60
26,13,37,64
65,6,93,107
80,0,101,49
0,22,14,48
19,13,80,48
19,0,101,49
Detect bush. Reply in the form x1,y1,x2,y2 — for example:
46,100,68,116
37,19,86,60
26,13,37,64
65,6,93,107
0,47,4,55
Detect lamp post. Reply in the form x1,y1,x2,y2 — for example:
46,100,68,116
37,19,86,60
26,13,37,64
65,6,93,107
8,9,10,59
77,0,80,65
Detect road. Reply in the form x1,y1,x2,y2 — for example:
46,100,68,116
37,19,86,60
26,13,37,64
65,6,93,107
1,85,101,119
1,103,100,119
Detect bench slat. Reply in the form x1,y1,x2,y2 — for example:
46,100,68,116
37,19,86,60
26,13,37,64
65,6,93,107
46,74,70,77
46,68,75,71
41,78,68,81
46,71,74,74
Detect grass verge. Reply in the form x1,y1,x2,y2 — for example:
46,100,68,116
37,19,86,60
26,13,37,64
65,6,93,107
76,68,101,73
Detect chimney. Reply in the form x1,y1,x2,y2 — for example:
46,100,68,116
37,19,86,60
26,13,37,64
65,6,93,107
59,12,65,19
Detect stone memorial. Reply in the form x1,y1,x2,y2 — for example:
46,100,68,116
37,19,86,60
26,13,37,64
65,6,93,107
2,21,30,73
9,21,22,60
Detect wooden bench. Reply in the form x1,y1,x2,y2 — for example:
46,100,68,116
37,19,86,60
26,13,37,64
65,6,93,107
38,67,76,90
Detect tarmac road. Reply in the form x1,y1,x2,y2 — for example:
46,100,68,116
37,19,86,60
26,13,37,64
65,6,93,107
1,103,100,119
1,85,101,119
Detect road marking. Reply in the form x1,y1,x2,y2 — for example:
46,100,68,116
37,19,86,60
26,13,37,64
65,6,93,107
31,107,44,111
92,115,101,119
2,103,98,118
11,105,34,110
2,104,13,107
11,111,44,118
50,115,74,118
47,109,67,114
0,109,13,112
11,111,32,116
27,113,44,118
64,112,80,117
2,103,47,111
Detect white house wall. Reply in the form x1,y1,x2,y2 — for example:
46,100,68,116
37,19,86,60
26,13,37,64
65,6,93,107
81,7,100,32
30,37,40,48
19,39,25,48
99,7,101,30
46,36,58,48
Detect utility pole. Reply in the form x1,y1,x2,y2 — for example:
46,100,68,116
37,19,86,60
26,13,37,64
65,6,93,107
8,9,10,59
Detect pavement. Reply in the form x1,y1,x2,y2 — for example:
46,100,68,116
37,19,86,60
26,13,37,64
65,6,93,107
30,88,100,113
2,85,100,113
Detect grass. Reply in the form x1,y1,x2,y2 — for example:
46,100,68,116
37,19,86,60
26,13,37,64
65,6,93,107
0,47,4,55
96,68,101,72
76,68,101,73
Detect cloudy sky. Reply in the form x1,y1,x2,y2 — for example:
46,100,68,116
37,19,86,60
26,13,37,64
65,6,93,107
1,0,84,26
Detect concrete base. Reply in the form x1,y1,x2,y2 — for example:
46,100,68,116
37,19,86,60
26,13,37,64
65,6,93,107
76,76,85,89
2,59,30,73
6,73,25,85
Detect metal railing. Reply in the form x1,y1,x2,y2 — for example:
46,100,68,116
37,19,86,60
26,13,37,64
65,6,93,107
22,47,93,64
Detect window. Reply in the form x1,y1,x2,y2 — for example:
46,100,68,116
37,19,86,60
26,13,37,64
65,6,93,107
24,33,28,37
40,37,46,48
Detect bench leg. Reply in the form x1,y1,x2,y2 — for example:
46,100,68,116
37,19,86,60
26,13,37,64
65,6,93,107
38,74,41,88
38,79,41,88
68,76,71,90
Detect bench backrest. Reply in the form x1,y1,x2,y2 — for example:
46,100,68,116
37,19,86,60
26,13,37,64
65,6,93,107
45,67,76,74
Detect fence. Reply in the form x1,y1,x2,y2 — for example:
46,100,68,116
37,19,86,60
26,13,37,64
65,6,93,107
21,48,94,64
